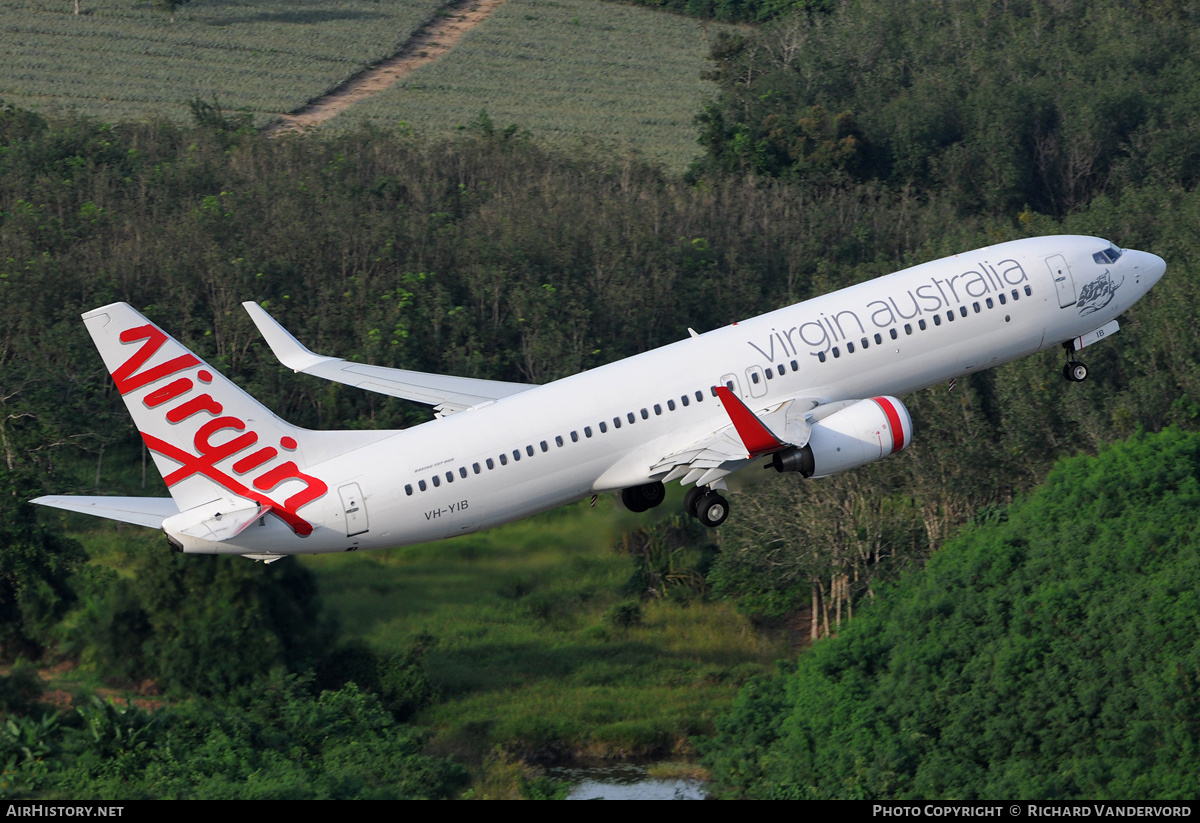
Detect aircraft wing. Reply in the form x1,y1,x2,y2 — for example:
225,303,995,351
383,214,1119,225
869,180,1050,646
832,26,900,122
651,391,824,487
243,302,538,416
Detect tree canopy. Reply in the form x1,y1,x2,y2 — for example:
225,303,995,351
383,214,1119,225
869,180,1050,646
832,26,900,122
703,427,1200,799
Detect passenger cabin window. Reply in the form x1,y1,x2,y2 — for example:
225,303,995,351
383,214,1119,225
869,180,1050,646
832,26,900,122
446,471,453,483
654,404,662,415
904,324,912,335
613,417,621,429
555,436,563,447
998,293,1007,305
513,450,521,461
986,297,994,309
1024,285,1032,296
486,458,495,470
695,391,703,402
751,372,760,384
933,314,941,326
405,484,413,496
833,347,841,358
890,329,898,339
641,408,649,419
459,467,467,478
599,421,607,433
918,320,927,330
473,463,481,474
681,395,690,406
960,306,968,317
874,333,882,344
540,441,548,452
790,359,798,370
668,400,676,411
432,475,440,487
419,480,427,491
861,337,869,348
847,342,855,353
818,351,827,362
627,412,635,424
765,368,773,379
500,454,508,465
585,427,593,438
571,431,578,442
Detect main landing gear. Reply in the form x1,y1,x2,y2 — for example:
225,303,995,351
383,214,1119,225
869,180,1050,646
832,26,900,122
684,485,729,528
1061,341,1089,383
621,481,666,513
620,480,729,528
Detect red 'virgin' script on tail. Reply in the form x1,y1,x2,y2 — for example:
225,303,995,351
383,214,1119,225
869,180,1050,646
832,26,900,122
112,325,200,394
141,434,324,536
110,322,328,536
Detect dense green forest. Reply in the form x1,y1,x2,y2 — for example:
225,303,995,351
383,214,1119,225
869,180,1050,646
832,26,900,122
702,427,1200,799
3,0,1200,799
694,0,1200,216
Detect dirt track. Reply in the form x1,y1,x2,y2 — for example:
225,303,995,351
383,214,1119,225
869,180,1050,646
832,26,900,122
264,0,506,135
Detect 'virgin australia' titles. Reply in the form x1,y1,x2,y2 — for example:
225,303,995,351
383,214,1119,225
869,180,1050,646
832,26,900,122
749,257,1029,361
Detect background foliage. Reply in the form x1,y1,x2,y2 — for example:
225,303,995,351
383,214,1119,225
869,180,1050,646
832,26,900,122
3,0,1200,799
703,427,1200,799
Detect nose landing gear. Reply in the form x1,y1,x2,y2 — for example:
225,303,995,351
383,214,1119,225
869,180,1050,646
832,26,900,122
1061,341,1089,382
1063,360,1088,382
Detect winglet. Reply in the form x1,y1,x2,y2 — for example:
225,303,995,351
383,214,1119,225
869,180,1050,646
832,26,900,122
242,302,340,373
714,386,787,458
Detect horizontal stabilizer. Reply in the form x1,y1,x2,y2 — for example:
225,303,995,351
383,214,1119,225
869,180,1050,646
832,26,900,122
162,498,269,543
32,496,179,529
243,302,537,416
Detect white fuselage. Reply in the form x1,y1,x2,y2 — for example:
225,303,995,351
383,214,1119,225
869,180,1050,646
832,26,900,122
189,235,1164,555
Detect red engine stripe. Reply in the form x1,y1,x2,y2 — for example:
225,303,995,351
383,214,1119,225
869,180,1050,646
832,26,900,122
872,397,905,453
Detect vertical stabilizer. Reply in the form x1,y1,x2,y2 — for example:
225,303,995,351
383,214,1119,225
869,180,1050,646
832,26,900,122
81,303,384,536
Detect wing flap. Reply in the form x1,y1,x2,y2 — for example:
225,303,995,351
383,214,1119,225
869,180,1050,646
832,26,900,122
650,395,824,485
243,302,537,415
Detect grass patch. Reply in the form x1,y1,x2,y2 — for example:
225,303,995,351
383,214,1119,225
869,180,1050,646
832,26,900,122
302,495,788,760
336,0,735,170
0,0,448,122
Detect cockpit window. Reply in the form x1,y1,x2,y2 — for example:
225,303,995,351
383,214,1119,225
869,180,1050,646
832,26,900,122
1093,246,1123,264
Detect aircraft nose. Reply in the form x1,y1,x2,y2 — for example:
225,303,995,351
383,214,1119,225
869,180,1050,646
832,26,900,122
1128,249,1166,291
1136,250,1166,289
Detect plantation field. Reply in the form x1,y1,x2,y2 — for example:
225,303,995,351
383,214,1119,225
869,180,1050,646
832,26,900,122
302,496,788,760
0,0,446,122
337,0,730,170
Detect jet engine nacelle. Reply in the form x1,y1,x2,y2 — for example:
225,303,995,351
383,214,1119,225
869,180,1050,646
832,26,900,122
770,396,912,478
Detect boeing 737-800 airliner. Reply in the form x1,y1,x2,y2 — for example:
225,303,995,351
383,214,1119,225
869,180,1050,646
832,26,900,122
34,235,1164,562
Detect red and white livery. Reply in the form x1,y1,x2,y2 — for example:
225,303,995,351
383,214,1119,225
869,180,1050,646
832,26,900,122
34,235,1165,561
